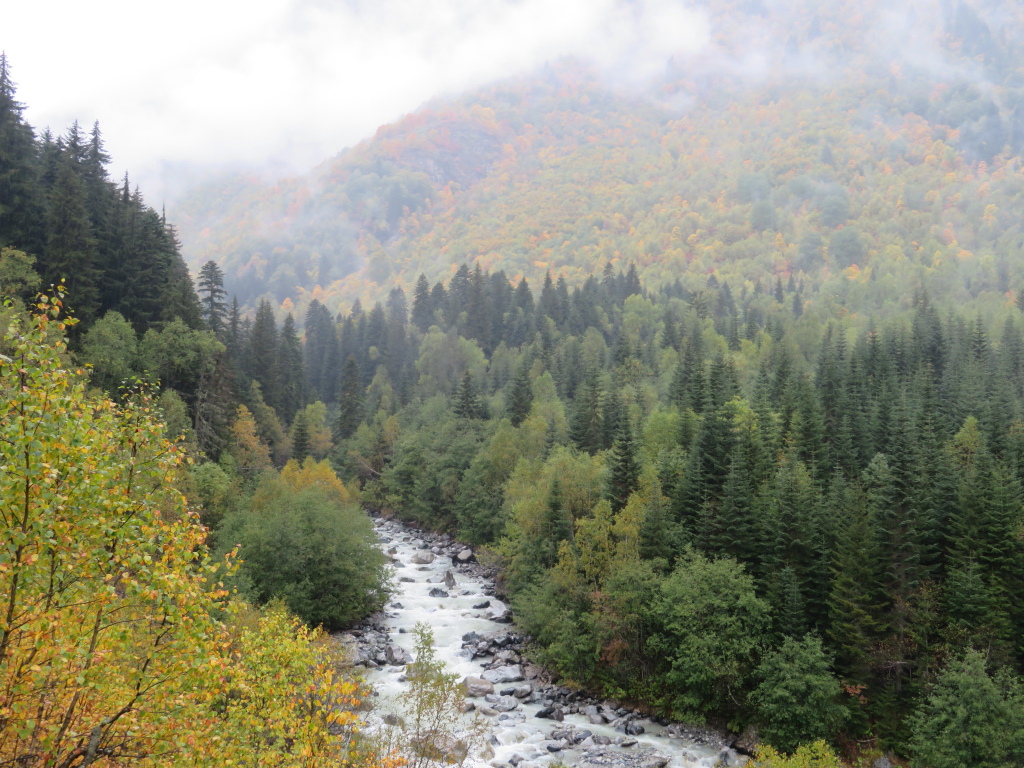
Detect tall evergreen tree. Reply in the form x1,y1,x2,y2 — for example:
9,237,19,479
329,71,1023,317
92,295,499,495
0,54,43,254
197,260,228,335
335,355,364,440
275,314,305,423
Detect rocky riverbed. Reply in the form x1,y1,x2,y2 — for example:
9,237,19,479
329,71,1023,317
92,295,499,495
336,517,746,768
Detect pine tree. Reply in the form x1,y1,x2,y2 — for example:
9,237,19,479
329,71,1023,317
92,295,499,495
276,314,305,423
507,362,534,427
197,260,228,334
607,424,640,512
411,272,433,331
291,410,310,464
453,370,482,419
44,147,99,322
247,299,279,406
0,54,43,254
335,355,364,440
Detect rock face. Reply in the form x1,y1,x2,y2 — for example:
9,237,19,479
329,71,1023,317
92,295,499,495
461,675,495,697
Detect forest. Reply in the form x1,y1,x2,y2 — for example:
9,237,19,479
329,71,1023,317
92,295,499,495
4,0,1024,764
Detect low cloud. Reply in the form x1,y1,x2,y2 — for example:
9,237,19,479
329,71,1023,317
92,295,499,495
6,0,711,201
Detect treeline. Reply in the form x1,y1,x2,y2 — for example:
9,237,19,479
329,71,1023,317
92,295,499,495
0,55,201,330
274,261,1023,764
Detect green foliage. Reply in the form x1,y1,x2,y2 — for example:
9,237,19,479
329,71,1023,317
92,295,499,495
910,650,1024,768
79,309,138,391
650,550,770,720
753,741,844,768
751,635,847,753
0,297,383,767
220,472,389,630
375,623,485,767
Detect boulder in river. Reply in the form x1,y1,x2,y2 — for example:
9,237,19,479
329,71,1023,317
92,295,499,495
428,587,450,598
481,664,524,684
385,644,413,665
444,569,457,589
462,675,495,697
410,551,435,564
456,548,474,563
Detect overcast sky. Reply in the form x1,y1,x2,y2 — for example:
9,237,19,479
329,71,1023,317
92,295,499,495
5,0,711,203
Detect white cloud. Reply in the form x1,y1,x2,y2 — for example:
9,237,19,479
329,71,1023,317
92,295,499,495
4,0,710,202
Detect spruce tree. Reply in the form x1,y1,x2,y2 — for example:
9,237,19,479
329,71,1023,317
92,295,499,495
291,410,310,465
0,54,43,254
276,314,305,423
453,370,482,419
335,355,364,440
507,362,534,427
197,260,228,334
607,424,640,512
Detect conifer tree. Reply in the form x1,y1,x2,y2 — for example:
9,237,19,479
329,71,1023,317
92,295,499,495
44,149,99,322
197,260,228,334
291,410,310,464
0,54,43,254
453,370,482,419
275,313,305,423
411,272,433,331
607,424,640,512
507,361,534,427
335,355,364,440
247,299,279,405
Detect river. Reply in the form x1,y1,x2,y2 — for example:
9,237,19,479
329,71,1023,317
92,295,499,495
350,517,744,768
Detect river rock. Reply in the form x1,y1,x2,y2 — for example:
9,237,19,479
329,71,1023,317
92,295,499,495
428,587,450,598
410,732,468,763
625,721,646,736
385,644,413,665
410,551,435,564
481,664,524,684
733,725,758,756
716,747,748,767
462,675,495,697
491,695,520,712
577,747,670,768
456,548,475,562
472,600,491,609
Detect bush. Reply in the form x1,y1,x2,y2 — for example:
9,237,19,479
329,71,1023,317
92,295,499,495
222,472,390,630
751,634,847,753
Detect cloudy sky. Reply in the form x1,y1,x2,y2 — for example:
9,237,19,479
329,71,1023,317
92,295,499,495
5,0,711,202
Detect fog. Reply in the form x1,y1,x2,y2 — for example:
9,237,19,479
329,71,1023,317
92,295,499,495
5,0,711,203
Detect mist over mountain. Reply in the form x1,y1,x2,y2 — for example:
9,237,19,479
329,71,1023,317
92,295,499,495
170,0,1024,321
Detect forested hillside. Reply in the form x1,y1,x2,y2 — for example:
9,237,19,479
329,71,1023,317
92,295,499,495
173,0,1024,326
5,0,1024,764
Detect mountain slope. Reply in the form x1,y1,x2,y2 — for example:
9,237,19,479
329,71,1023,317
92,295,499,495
171,0,1024,321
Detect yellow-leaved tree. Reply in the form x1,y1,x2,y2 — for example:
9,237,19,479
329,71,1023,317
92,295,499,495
0,294,394,768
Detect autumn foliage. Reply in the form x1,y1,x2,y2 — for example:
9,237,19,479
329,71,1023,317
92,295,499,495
0,296,391,767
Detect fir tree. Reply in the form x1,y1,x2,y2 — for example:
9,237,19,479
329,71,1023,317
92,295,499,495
335,355,364,440
197,260,228,335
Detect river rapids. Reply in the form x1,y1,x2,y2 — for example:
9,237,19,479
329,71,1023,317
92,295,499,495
340,517,747,768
